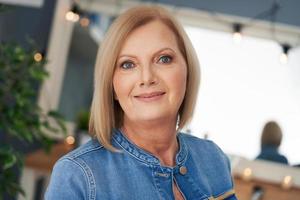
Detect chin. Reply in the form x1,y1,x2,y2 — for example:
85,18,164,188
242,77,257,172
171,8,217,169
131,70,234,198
135,114,166,122
131,111,176,124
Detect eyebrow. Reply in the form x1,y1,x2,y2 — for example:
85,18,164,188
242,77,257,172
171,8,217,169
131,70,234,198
118,47,175,60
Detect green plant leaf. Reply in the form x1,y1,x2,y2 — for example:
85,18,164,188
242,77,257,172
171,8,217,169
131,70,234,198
3,154,17,170
0,41,67,197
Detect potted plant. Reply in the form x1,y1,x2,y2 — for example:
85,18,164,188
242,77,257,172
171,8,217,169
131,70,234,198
0,41,66,199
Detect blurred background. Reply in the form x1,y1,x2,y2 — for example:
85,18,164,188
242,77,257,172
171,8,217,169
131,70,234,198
0,0,299,199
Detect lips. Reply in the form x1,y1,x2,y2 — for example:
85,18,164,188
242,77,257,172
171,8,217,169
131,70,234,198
134,91,166,99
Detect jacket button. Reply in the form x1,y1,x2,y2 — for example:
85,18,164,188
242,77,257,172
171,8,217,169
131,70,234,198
179,166,187,175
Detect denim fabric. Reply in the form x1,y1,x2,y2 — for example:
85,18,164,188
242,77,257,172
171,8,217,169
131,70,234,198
45,130,237,200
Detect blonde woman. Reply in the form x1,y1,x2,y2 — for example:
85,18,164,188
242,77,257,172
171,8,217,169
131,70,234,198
46,5,236,200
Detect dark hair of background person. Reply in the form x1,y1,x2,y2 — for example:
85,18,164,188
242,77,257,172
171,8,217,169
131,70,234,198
261,121,282,148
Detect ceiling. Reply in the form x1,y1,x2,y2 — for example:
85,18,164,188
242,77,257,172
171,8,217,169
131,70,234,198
78,0,300,47
143,0,300,28
1,0,299,49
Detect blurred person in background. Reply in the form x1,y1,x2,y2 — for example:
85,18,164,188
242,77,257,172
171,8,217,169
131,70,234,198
256,121,288,164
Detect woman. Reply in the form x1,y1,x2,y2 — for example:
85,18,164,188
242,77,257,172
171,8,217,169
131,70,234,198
256,121,288,164
46,5,236,200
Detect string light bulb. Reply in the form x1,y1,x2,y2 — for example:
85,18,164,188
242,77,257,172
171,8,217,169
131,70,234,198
34,52,43,62
65,5,80,22
279,43,291,64
65,135,75,145
232,23,243,44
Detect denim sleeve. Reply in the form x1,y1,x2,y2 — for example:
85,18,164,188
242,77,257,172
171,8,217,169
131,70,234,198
45,158,87,200
210,141,239,200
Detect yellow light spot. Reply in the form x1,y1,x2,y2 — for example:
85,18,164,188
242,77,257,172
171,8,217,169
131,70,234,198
80,17,90,27
73,13,80,22
65,136,75,145
242,167,252,181
34,53,42,62
233,32,242,44
65,11,75,21
65,11,79,22
282,175,293,189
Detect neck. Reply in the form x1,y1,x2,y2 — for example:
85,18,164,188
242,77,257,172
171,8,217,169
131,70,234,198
122,117,179,167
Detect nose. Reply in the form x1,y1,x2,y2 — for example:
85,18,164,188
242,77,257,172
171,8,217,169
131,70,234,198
139,64,157,87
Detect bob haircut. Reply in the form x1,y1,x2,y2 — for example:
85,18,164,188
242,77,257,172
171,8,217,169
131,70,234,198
89,5,200,151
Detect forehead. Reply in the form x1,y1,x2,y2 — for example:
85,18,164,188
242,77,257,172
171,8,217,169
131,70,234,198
119,20,179,55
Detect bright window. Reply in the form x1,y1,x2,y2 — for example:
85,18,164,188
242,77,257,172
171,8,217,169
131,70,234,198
185,26,300,165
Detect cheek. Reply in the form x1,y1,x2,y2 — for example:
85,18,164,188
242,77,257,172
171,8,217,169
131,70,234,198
113,72,133,100
112,73,123,99
169,67,187,98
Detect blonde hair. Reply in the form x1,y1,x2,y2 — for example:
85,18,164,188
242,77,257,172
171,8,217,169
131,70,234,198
89,5,200,151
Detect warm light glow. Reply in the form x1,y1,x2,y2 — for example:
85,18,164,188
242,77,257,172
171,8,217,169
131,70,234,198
65,11,79,22
233,32,242,44
80,17,90,27
65,11,74,21
65,136,75,145
73,13,80,22
279,53,288,64
282,175,293,189
34,53,42,62
242,167,252,181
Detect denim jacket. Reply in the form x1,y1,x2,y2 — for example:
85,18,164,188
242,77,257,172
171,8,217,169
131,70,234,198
45,130,237,200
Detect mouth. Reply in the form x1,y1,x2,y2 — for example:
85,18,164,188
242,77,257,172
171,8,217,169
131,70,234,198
134,91,166,101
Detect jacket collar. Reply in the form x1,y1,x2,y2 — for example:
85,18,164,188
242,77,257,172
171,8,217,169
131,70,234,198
112,129,188,166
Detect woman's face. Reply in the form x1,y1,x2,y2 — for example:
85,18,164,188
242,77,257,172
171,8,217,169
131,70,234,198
113,20,187,124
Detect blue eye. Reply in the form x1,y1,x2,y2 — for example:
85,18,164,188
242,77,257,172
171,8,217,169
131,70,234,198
120,61,135,69
158,55,172,64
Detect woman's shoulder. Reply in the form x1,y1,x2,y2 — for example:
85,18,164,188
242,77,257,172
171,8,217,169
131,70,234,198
179,132,221,150
62,138,104,160
179,132,230,166
45,139,104,199
51,138,106,176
